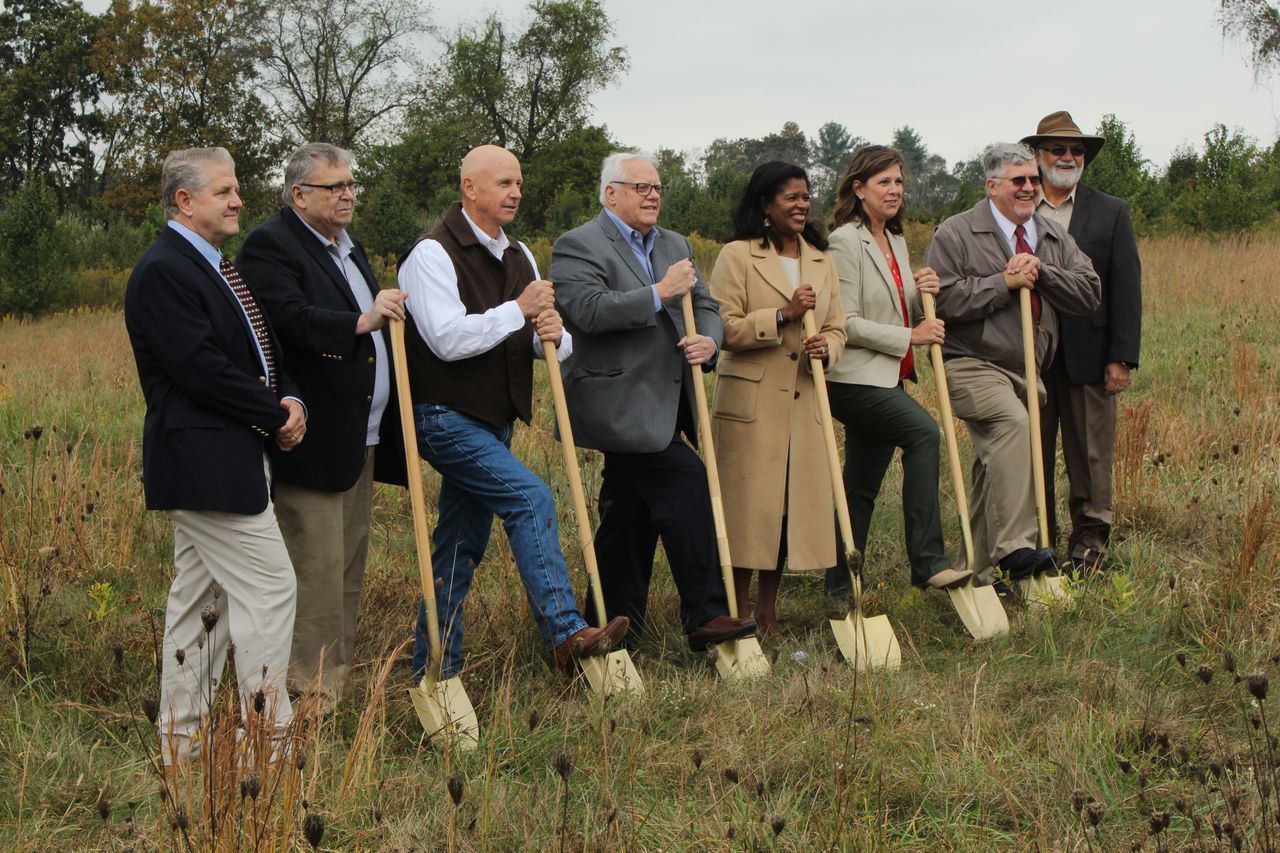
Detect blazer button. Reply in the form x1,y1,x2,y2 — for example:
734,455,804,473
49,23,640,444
789,352,798,361
365,395,373,403
673,376,680,383
367,356,375,365
258,376,266,383
794,391,800,399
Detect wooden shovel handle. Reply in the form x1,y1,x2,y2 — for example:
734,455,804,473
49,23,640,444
921,292,976,571
389,319,445,674
542,341,610,627
1019,289,1051,548
680,292,742,618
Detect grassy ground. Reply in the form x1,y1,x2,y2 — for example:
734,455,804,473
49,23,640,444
1,231,1278,851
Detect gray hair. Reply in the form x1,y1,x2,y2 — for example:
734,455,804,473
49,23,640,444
599,151,657,205
981,142,1037,181
282,142,355,206
161,148,234,220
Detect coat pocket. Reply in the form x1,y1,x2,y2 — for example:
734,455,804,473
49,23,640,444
712,358,766,423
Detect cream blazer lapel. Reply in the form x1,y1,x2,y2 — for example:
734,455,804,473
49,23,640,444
749,240,796,302
860,226,913,325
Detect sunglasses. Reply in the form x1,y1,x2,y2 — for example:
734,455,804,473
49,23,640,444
1038,144,1086,158
997,175,1043,188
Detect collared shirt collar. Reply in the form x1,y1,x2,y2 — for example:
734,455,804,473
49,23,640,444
603,206,658,253
1037,186,1077,210
166,219,223,269
293,208,353,258
988,199,1037,250
460,206,510,260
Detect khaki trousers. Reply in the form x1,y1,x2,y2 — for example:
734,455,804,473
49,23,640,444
273,449,375,709
162,461,296,762
945,357,1042,583
1041,358,1116,558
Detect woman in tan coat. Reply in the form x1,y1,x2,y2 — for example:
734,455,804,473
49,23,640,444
710,161,846,638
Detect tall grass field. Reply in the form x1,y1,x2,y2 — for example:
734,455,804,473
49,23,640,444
1,230,1278,850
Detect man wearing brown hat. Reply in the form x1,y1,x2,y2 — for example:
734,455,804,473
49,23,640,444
1022,111,1142,576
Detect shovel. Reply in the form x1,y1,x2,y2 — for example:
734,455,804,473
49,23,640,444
389,319,480,749
801,312,902,671
680,293,770,680
1017,289,1069,605
920,293,1009,639
543,341,644,696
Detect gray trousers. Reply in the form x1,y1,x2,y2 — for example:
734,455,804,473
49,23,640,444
273,449,375,710
945,357,1042,583
1041,358,1116,558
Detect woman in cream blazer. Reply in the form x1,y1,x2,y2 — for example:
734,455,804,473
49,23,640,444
710,161,846,638
825,146,971,593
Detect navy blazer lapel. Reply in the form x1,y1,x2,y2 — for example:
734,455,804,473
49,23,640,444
1067,184,1094,242
283,208,363,311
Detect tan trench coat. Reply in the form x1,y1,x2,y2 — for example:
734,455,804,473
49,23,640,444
709,238,847,571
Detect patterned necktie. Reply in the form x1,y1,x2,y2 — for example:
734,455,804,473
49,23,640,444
1012,224,1042,323
219,258,277,388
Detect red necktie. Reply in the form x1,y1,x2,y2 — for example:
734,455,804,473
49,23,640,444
1012,224,1041,323
220,258,277,388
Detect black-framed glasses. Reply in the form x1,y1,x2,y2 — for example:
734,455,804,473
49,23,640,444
300,180,363,196
996,175,1043,188
1038,144,1086,158
611,181,666,196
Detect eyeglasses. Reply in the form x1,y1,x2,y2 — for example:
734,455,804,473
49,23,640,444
1038,144,1086,158
300,181,363,196
996,175,1043,188
611,181,666,196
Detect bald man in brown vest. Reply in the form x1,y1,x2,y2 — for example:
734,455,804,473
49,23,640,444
397,145,627,683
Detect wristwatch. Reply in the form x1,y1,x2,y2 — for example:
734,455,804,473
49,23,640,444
776,309,787,327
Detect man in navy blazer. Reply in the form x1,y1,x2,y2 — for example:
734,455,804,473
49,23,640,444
237,143,406,710
124,147,306,761
1023,112,1142,574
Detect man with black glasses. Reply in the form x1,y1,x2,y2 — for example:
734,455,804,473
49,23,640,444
238,142,407,711
924,142,1099,592
549,152,757,651
1023,112,1142,577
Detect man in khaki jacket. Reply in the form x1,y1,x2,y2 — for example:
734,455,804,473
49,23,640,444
924,142,1100,591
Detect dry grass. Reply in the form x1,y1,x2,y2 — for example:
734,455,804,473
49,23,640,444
1,232,1279,849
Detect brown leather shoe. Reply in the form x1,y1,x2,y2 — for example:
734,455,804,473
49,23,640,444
687,615,757,651
552,616,630,673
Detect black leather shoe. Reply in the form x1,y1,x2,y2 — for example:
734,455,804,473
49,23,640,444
687,615,757,651
991,578,1022,604
998,547,1055,581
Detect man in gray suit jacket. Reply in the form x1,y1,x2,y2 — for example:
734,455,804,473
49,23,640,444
1023,111,1142,575
549,152,756,651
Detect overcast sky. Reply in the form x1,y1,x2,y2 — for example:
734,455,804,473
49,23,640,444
422,0,1280,171
80,0,1280,170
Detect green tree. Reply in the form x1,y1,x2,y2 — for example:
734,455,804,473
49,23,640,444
0,177,70,316
0,0,101,200
1084,114,1165,228
1172,124,1274,232
813,121,861,177
259,0,428,148
426,0,628,162
92,0,286,219
891,126,928,179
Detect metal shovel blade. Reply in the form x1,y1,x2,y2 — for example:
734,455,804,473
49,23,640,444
946,583,1009,640
1018,573,1069,606
829,611,902,671
710,636,771,680
408,675,479,751
580,650,645,696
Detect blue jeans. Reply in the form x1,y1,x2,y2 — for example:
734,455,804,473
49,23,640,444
411,404,586,680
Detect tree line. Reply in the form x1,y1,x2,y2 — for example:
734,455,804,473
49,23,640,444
3,0,1280,316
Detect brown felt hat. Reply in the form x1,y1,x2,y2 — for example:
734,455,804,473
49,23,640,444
1021,111,1105,163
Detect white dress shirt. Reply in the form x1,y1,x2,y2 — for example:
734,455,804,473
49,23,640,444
398,207,571,362
988,200,1039,253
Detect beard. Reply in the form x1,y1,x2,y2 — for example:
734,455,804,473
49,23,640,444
1044,159,1083,191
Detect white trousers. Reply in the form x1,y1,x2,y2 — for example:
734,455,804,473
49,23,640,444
160,463,296,761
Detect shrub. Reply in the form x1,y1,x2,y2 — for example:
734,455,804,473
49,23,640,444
0,178,71,317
